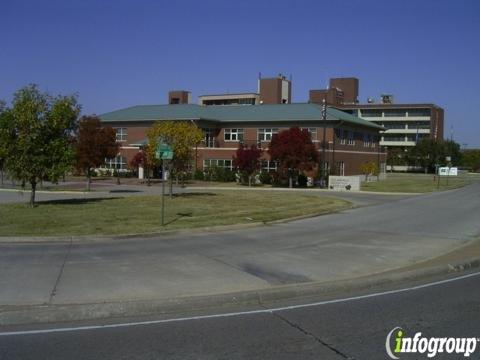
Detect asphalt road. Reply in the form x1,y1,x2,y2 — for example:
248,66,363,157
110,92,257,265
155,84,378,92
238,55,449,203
1,270,479,359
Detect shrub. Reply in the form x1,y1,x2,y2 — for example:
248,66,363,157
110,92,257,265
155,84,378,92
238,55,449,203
259,171,273,185
297,174,308,187
193,169,205,181
204,166,236,182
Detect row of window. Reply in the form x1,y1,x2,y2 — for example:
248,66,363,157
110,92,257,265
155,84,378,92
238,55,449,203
379,121,431,130
359,109,431,118
202,160,379,177
382,134,428,142
223,128,317,142
103,157,279,172
103,156,127,170
203,159,280,172
116,126,380,148
337,129,377,147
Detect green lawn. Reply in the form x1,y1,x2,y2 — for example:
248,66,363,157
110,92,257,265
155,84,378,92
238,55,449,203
0,191,351,236
361,173,472,193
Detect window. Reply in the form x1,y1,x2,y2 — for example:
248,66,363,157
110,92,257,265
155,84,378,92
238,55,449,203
203,159,233,170
337,161,345,176
407,108,431,117
238,98,256,105
258,128,278,142
115,128,127,142
382,122,406,129
302,127,317,141
410,121,430,129
384,136,406,142
203,128,216,148
104,156,127,170
261,160,278,172
348,131,355,145
338,129,346,145
363,133,371,147
384,109,407,117
361,109,383,117
224,129,244,141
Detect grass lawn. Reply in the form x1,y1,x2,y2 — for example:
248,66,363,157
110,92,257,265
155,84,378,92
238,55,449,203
361,173,473,193
0,191,351,236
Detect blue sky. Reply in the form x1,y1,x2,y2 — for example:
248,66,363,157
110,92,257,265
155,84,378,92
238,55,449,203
2,0,479,147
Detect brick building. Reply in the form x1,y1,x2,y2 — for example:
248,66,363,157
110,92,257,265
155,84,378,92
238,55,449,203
99,103,386,177
309,77,444,152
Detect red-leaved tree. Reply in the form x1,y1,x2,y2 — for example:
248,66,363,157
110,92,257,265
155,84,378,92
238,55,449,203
130,150,151,185
75,116,118,191
268,127,318,188
233,144,262,186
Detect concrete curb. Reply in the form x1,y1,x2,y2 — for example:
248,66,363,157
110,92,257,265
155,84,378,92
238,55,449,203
185,186,421,196
1,256,479,326
0,188,97,195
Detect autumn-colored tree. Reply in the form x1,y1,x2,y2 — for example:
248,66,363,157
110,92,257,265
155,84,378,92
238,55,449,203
75,116,118,191
233,144,262,186
130,150,152,184
360,161,379,181
146,121,203,185
0,85,80,206
268,127,318,188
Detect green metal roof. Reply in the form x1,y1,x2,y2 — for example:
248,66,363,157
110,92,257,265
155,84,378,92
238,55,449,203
99,103,384,130
99,104,201,121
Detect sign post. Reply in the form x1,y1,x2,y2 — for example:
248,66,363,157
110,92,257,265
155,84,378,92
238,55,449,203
155,142,174,226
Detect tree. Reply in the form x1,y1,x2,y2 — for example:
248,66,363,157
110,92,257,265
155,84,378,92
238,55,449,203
360,161,379,181
268,127,318,188
130,150,151,183
146,121,204,185
386,147,407,172
0,85,80,207
407,138,461,173
0,101,7,186
75,116,118,191
460,149,480,172
233,144,262,186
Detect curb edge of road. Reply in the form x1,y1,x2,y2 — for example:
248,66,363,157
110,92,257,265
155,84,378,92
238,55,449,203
1,256,479,327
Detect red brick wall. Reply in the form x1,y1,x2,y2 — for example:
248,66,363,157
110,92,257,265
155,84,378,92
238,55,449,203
104,121,385,175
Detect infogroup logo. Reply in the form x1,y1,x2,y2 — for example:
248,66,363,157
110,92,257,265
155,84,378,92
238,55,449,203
385,327,479,359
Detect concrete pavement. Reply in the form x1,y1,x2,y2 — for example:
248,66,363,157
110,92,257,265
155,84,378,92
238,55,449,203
0,182,479,325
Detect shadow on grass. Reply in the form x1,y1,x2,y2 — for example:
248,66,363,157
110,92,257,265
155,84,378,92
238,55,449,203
35,197,115,206
172,192,217,198
109,189,142,193
163,212,194,226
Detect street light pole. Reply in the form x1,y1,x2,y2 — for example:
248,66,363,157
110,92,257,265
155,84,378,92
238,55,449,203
161,158,165,226
321,98,327,187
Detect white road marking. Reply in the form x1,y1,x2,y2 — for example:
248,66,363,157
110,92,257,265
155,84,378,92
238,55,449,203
1,271,479,337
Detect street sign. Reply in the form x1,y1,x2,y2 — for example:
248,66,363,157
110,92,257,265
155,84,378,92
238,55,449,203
155,142,174,160
438,167,458,176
